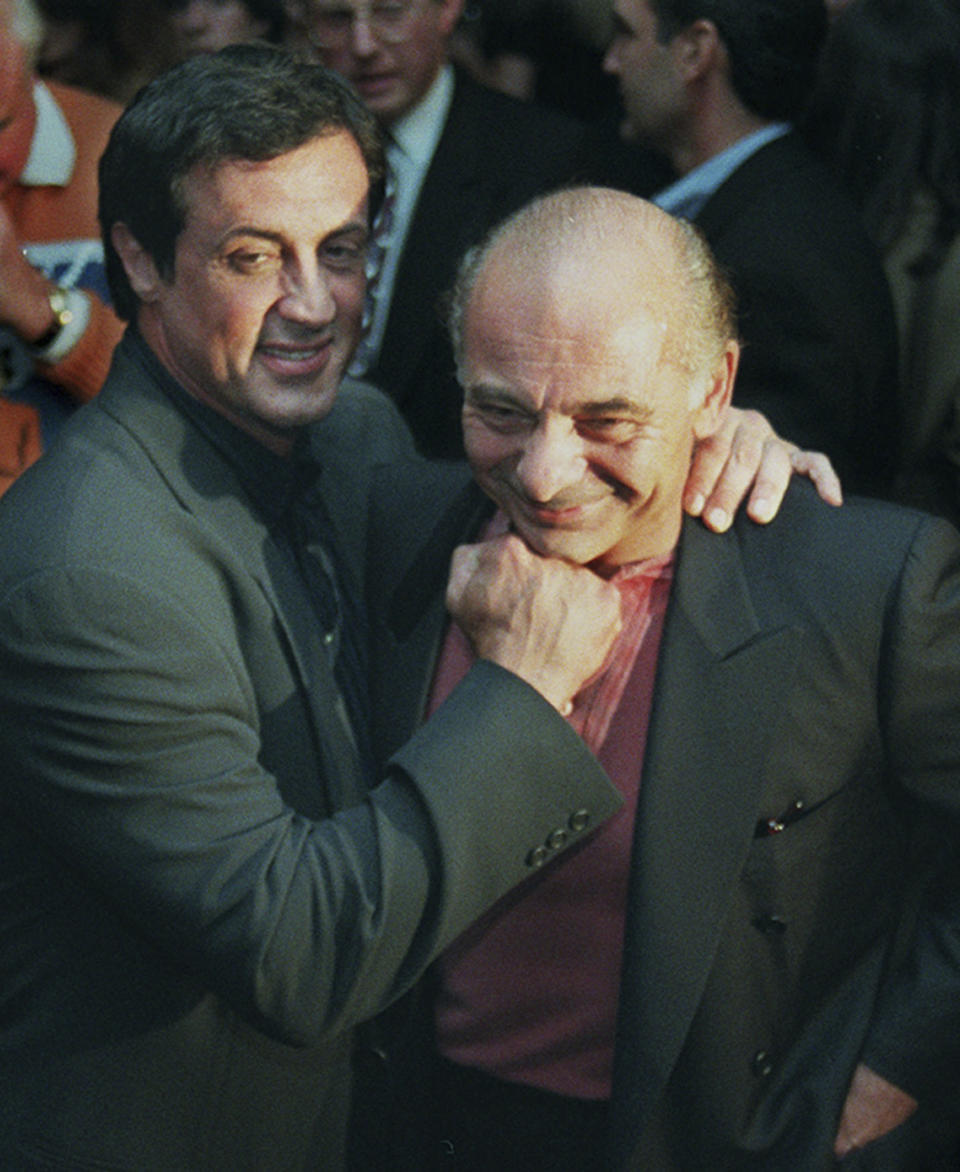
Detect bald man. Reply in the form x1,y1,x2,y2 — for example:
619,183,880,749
367,188,960,1171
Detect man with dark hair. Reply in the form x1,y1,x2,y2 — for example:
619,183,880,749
370,186,960,1170
0,45,628,1170
0,42,840,1170
604,0,900,494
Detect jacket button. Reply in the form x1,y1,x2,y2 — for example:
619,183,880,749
526,845,549,868
547,828,568,851
752,914,788,935
569,809,591,833
752,1050,774,1078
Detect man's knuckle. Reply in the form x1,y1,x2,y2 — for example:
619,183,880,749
729,443,762,470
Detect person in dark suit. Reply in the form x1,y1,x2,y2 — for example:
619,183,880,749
366,187,960,1170
285,0,658,457
802,0,960,526
0,47,628,1171
603,0,900,495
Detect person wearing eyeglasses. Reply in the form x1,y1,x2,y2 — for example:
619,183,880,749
283,0,653,460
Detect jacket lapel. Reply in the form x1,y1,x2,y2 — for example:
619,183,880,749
96,349,366,811
371,474,490,763
609,515,801,1162
693,134,795,241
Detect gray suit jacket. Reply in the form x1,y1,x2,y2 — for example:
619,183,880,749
368,462,960,1170
0,335,619,1170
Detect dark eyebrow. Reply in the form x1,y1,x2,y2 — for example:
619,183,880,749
465,385,653,420
219,221,369,247
327,222,370,243
465,383,526,404
578,398,653,419
220,227,285,246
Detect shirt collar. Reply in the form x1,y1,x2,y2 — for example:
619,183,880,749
20,81,75,188
653,123,790,221
389,64,454,169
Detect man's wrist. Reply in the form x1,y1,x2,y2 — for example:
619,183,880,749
31,286,89,364
32,285,74,351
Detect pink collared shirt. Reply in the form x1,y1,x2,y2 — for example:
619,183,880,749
431,512,674,1100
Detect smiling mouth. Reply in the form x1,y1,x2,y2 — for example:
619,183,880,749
517,497,609,527
257,338,333,375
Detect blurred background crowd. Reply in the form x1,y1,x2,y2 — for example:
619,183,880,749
3,0,960,521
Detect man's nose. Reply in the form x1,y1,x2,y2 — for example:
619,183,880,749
278,262,337,325
515,418,587,502
349,12,379,55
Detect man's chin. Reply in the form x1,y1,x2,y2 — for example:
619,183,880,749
512,521,598,566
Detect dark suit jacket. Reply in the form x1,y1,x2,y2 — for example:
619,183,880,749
366,70,667,460
0,335,619,1171
368,462,960,1170
691,133,900,495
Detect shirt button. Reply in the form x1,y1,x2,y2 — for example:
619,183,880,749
569,809,591,833
322,630,335,646
752,914,788,936
547,829,568,851
752,1050,774,1078
526,845,549,869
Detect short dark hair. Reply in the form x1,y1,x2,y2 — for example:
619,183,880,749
649,0,827,121
99,42,385,321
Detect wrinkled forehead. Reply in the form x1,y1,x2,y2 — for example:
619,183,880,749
465,234,682,369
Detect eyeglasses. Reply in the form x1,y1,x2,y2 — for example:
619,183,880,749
306,1,421,49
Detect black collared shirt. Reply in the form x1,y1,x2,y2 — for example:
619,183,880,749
126,331,374,779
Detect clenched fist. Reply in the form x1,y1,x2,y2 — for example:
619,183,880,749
446,533,622,714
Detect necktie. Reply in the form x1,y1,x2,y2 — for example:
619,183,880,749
286,462,376,783
350,162,397,377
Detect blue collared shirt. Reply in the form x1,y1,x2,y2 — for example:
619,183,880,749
653,123,791,220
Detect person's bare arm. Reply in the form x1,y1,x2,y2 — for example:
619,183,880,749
685,407,843,532
446,533,622,714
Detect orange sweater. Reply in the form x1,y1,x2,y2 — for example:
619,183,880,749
0,81,123,493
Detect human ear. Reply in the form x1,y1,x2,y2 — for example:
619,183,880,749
436,0,466,39
692,340,738,440
671,18,721,83
110,223,164,303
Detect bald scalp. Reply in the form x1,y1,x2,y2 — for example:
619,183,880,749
449,186,737,383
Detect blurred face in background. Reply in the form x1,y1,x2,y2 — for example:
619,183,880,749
603,0,686,149
167,0,272,58
0,3,37,193
294,0,462,127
